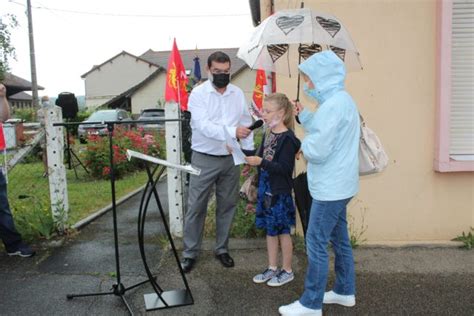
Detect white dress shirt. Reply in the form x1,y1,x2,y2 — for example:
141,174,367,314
189,80,254,155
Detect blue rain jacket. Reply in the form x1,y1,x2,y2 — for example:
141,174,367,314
298,51,360,201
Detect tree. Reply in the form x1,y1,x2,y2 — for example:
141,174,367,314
0,14,18,81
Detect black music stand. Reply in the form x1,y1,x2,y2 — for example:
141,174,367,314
53,118,184,315
63,122,150,314
127,149,199,311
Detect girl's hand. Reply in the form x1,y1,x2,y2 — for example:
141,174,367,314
245,156,262,166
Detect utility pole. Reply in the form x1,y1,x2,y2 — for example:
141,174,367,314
26,0,39,107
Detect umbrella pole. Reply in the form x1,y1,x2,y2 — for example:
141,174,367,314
296,0,304,102
296,48,302,102
295,47,302,124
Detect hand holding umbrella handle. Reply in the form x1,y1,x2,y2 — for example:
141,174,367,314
292,100,304,124
296,149,303,160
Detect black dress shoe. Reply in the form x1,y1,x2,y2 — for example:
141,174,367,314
181,258,196,273
216,253,234,268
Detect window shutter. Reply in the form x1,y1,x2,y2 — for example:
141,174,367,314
450,0,474,160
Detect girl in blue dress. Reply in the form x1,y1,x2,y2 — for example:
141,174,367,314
245,93,301,287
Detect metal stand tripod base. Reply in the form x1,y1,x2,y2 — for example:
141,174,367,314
144,289,193,311
67,280,152,315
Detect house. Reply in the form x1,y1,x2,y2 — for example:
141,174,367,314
82,48,256,115
254,0,473,243
8,91,34,109
2,72,44,109
81,51,161,110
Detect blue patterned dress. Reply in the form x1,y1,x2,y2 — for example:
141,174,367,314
255,132,296,236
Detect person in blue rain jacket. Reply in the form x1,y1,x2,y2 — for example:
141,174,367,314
279,51,360,316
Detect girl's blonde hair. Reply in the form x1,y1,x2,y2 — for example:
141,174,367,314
264,93,294,130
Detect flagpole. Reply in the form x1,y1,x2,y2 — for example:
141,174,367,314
176,77,183,165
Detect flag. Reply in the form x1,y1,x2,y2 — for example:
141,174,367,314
0,124,6,151
192,56,202,84
249,69,267,120
165,39,189,111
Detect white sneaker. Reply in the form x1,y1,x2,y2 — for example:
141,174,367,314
323,290,356,307
278,300,322,316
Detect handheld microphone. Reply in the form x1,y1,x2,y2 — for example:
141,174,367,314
248,119,264,131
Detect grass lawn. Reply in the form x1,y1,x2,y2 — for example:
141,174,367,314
66,168,149,224
4,129,166,242
8,161,149,241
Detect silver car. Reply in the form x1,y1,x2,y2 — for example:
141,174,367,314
78,109,131,143
137,108,165,131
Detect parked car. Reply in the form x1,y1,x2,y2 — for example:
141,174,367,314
136,108,165,131
78,109,132,143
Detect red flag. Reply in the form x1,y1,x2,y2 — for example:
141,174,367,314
165,39,189,111
249,69,267,119
252,69,267,109
0,124,6,151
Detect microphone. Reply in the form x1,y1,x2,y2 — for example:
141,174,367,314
248,119,263,131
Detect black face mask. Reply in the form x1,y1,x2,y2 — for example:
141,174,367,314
212,73,230,88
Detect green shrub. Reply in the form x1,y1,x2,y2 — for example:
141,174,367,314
452,227,474,250
11,196,55,241
348,212,368,249
82,127,164,180
204,200,265,238
204,163,265,239
13,108,36,122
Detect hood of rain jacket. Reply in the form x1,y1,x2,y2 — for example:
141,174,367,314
299,50,346,104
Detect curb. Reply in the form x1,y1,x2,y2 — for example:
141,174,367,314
359,240,465,249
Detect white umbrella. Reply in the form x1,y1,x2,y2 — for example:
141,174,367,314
238,8,363,75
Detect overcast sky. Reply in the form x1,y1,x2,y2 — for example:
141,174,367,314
3,0,255,97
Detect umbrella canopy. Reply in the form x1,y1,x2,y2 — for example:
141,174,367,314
238,8,362,75
293,171,312,238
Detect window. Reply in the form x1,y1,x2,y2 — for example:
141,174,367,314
435,0,474,172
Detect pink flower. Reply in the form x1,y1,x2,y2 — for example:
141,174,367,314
102,166,111,176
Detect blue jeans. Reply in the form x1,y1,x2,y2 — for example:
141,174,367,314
0,171,23,251
299,198,355,310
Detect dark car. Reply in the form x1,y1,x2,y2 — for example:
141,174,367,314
137,108,165,131
78,109,132,143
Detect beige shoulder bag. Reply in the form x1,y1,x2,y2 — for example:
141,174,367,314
359,114,388,176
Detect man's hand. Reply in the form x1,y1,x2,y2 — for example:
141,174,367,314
236,126,251,139
245,156,262,166
0,84,6,98
225,145,233,154
241,164,251,176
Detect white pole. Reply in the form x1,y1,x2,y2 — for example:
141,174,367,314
44,106,69,232
165,101,184,237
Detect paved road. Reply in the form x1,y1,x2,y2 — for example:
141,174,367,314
0,180,472,315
